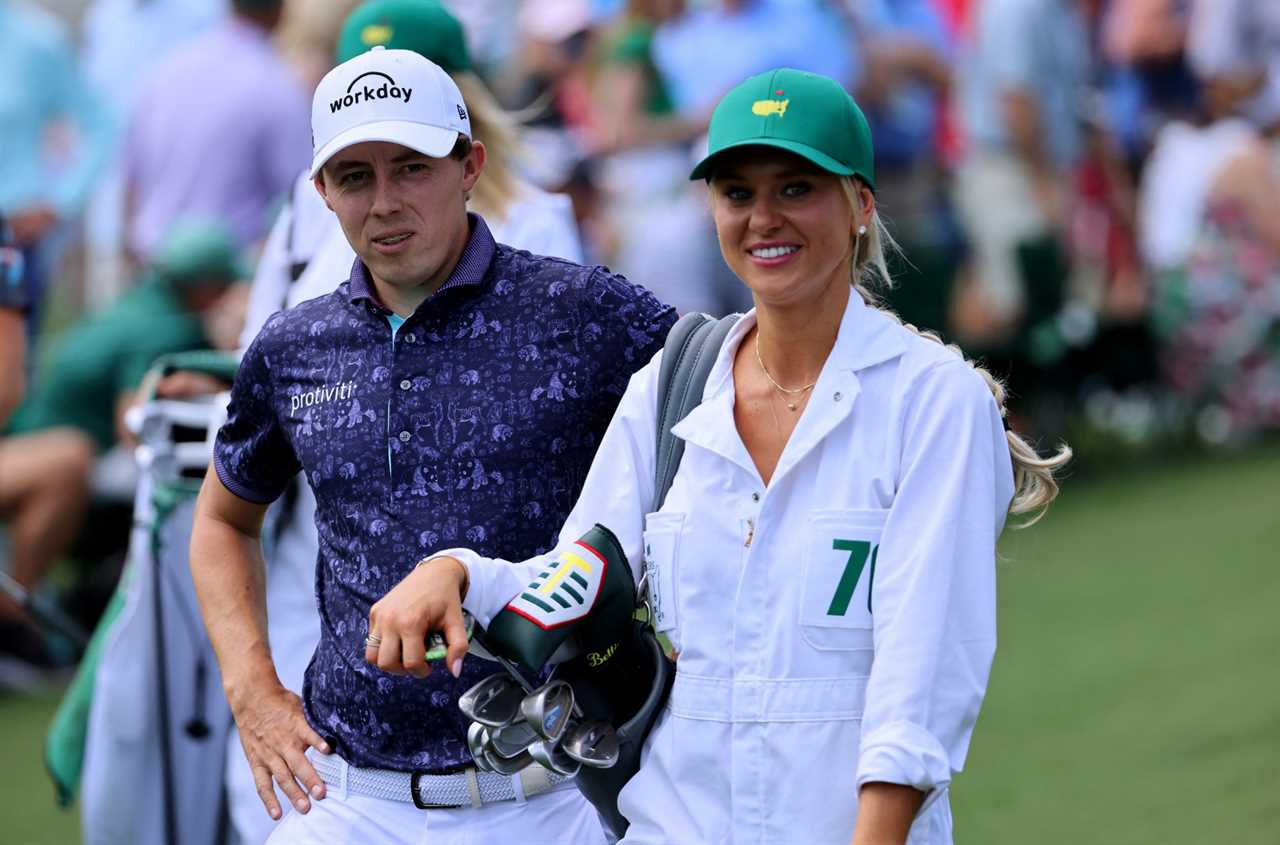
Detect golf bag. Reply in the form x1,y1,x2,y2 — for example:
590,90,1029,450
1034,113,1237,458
466,313,739,839
79,352,238,845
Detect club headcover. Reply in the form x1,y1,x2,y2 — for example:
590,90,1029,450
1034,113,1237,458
474,524,674,841
483,524,637,674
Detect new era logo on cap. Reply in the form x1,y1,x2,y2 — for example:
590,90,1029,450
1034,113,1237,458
310,46,471,178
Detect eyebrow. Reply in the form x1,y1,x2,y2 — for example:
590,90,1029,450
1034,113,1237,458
328,151,430,174
714,166,818,182
328,159,368,175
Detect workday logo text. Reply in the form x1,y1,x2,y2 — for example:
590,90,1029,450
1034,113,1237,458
331,72,412,113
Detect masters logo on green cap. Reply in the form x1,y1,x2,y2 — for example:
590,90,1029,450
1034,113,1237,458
689,68,874,189
337,0,472,72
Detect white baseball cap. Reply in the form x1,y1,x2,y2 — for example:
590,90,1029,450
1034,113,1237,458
309,46,471,178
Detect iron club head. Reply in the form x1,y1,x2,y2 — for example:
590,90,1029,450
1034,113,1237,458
529,739,582,777
483,745,534,775
467,722,495,771
520,680,576,743
459,673,525,727
562,720,620,769
489,720,539,758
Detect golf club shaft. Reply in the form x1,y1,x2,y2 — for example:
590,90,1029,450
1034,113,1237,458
0,571,91,650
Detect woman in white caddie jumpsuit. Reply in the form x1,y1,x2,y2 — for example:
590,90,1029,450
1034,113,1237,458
370,68,1069,844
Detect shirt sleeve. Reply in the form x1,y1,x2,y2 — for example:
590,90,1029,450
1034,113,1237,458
585,268,677,403
438,350,663,628
855,359,1015,801
212,329,301,504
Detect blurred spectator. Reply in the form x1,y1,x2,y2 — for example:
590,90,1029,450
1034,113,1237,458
274,0,363,89
0,214,29,428
80,0,226,304
588,0,734,312
590,0,703,155
0,0,114,336
651,0,858,118
1139,115,1256,275
121,0,310,265
0,221,244,679
82,0,226,115
1141,111,1280,440
951,0,1090,344
848,0,958,333
1097,0,1196,162
509,0,598,133
439,0,522,74
1187,0,1280,133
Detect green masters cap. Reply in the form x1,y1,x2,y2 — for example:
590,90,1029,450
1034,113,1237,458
689,68,874,188
337,0,472,72
153,221,245,287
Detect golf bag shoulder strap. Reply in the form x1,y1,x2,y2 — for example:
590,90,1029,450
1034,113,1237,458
652,312,741,513
285,175,309,285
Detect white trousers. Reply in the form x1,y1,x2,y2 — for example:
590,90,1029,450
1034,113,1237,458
263,776,607,845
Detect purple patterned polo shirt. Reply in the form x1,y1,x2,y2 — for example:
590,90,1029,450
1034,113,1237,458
214,214,675,772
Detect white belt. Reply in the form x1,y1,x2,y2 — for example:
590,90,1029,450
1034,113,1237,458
307,749,572,809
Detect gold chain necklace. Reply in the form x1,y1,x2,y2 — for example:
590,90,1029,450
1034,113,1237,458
754,334,817,411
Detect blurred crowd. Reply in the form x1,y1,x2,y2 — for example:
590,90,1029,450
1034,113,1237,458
3,0,1280,678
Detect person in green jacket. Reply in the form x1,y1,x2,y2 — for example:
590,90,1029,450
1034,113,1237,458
0,220,244,682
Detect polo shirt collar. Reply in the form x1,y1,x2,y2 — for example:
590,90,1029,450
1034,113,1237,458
347,212,496,309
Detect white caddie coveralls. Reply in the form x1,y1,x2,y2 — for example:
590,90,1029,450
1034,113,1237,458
448,292,1016,844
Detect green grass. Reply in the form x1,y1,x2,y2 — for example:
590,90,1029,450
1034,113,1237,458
2,447,1278,844
0,690,78,844
953,446,1280,844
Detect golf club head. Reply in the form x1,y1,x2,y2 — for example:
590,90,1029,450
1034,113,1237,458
483,745,534,775
521,680,576,743
459,673,525,728
562,720,620,769
529,739,582,777
467,722,494,771
489,720,539,758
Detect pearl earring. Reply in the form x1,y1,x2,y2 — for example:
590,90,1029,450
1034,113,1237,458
857,224,867,236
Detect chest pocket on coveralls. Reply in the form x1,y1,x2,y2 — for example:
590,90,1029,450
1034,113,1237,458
643,512,684,654
800,509,887,651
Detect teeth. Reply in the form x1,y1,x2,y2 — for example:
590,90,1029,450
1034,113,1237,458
377,233,410,245
750,246,798,259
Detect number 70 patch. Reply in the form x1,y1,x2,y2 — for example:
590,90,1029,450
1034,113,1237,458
827,540,878,616
800,511,886,632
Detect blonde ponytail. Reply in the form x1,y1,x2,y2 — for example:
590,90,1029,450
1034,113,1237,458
455,72,528,222
840,179,1071,525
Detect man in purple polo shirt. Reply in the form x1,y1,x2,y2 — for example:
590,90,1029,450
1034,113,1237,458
189,46,675,844
122,0,309,264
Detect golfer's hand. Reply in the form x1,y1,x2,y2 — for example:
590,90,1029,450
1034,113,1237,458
366,556,469,679
230,681,330,820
